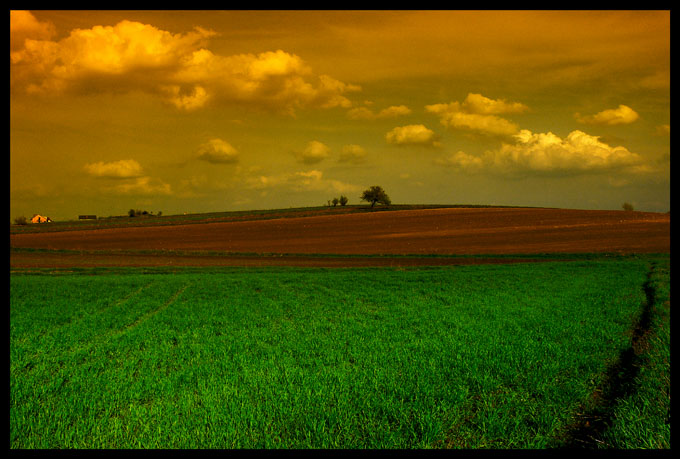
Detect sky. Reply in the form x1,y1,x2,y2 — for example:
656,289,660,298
10,10,670,221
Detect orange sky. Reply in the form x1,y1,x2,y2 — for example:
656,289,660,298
10,10,670,221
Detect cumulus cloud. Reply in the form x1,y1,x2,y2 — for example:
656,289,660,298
338,144,368,163
426,93,528,137
83,158,172,195
436,129,646,177
459,93,529,115
385,124,441,147
84,159,144,178
10,10,56,51
10,18,360,114
575,104,640,125
296,140,330,164
196,138,239,164
347,104,411,120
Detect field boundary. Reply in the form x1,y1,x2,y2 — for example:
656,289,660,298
11,247,657,270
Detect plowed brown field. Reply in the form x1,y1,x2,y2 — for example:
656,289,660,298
10,207,670,267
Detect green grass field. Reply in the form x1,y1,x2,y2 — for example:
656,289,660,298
10,255,670,448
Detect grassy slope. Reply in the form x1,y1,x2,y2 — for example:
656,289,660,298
10,257,667,448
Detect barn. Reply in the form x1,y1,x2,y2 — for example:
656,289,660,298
31,214,52,223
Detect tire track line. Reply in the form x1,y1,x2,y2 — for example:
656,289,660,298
113,282,190,337
13,281,157,370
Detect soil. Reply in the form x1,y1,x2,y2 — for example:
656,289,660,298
10,207,670,268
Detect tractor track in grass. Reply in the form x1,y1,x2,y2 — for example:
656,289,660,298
118,283,189,335
554,262,661,448
15,282,191,394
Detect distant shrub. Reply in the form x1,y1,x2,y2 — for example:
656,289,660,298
13,216,27,225
128,209,154,217
622,202,634,211
339,195,348,206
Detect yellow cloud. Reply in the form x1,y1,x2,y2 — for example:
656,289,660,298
83,158,172,196
339,144,368,163
10,10,55,51
426,93,527,137
435,151,484,172
575,105,640,125
246,169,360,194
460,93,529,115
437,111,519,137
113,176,172,196
196,139,239,164
297,140,330,164
347,104,411,120
84,159,144,178
10,19,359,114
163,85,210,111
385,124,441,147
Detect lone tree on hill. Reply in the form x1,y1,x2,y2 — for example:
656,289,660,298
361,186,391,208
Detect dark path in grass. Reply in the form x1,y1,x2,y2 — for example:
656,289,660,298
554,262,660,448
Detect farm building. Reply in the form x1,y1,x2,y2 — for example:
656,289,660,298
31,214,52,223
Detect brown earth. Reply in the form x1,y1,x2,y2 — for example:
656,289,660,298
9,207,670,268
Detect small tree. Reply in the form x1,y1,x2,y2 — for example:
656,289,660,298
622,202,634,211
361,186,391,208
332,197,339,207
13,216,27,225
339,195,348,206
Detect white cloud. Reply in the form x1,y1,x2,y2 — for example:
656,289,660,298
10,19,360,114
385,124,441,147
297,140,330,164
426,93,527,137
575,104,640,125
436,129,646,177
196,138,239,164
84,159,144,178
